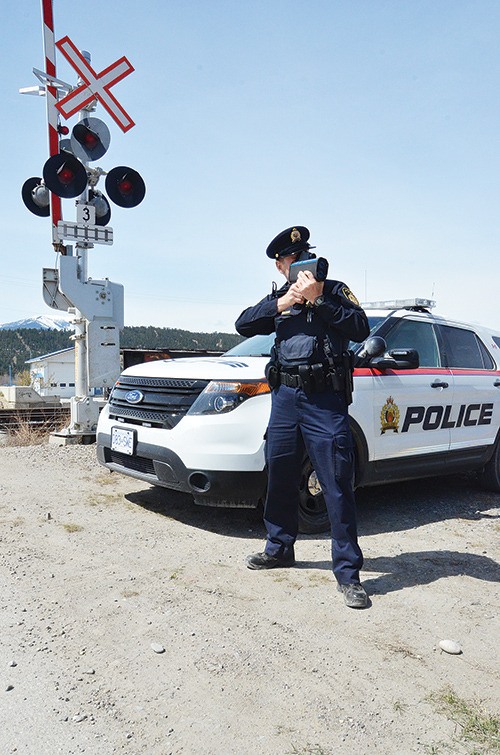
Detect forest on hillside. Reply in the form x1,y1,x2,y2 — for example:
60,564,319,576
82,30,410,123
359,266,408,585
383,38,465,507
0,326,243,380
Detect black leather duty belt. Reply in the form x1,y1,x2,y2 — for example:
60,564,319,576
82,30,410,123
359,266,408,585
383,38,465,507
279,371,303,388
279,363,343,393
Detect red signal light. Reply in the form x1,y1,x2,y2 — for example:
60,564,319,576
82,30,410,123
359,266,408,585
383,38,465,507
71,118,110,162
117,178,133,195
83,131,99,150
58,125,70,135
57,164,75,185
73,123,99,149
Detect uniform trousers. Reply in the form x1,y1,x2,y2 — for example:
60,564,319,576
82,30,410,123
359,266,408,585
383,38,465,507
263,383,363,584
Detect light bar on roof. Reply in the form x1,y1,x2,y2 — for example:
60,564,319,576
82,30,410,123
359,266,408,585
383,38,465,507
361,298,436,310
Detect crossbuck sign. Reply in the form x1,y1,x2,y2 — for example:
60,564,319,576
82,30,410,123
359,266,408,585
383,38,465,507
55,36,135,132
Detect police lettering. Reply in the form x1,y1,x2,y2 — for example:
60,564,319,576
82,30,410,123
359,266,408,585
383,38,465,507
401,403,493,432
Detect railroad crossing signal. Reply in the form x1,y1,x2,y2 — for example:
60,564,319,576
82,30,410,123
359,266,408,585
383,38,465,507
22,115,145,222
21,176,50,216
43,151,88,198
70,117,110,162
88,190,111,226
21,30,145,231
105,167,146,208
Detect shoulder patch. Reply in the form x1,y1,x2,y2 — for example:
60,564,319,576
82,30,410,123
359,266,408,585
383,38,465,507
341,286,360,306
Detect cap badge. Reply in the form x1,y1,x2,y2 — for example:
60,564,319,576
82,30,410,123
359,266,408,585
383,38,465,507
290,228,301,243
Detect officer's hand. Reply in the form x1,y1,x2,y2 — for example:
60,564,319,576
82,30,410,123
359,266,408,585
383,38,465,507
277,284,305,313
295,271,324,304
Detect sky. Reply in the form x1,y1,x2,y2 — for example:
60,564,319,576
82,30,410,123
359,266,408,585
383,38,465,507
1,0,499,334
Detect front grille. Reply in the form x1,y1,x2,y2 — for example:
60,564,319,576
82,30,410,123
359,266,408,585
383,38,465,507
110,404,178,427
108,375,209,429
108,450,156,475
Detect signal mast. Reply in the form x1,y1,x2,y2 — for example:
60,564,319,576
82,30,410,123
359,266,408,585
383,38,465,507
20,0,145,440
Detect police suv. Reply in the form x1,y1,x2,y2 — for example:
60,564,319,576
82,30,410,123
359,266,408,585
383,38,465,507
96,299,500,533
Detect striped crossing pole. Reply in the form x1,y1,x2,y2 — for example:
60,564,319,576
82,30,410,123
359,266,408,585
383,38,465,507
40,0,63,245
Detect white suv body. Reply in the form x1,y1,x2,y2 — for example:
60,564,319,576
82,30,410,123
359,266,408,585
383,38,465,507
96,300,500,532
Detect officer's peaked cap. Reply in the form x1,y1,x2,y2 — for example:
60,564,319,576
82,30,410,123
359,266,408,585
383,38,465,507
266,226,312,259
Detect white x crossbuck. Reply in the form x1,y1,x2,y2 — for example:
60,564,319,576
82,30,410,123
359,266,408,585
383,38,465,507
55,35,135,132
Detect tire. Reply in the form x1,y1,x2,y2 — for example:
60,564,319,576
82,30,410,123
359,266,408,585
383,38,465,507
298,457,330,534
478,440,500,492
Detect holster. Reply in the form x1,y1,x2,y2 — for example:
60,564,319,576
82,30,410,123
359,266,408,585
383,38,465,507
298,365,313,393
329,367,344,392
265,363,280,389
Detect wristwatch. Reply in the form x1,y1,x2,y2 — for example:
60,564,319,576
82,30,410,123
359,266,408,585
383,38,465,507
313,294,325,307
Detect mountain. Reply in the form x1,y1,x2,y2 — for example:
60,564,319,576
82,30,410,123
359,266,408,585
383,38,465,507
0,315,74,331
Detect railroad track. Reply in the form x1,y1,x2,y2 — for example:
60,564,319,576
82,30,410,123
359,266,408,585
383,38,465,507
0,406,70,432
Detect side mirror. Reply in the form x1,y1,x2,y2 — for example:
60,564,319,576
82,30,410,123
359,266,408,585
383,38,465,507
371,348,420,371
356,336,387,364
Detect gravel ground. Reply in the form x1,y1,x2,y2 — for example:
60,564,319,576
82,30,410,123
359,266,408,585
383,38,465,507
0,442,499,754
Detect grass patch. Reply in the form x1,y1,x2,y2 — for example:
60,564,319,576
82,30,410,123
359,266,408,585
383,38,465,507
429,686,500,752
393,699,408,714
95,474,118,486
383,641,422,660
307,572,332,585
87,492,122,507
5,413,67,446
62,523,84,533
0,516,25,527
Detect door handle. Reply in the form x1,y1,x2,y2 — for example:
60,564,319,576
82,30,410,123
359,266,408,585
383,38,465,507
431,380,449,389
495,379,500,387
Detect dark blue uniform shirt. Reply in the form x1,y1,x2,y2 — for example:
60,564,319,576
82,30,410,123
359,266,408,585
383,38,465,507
235,279,370,366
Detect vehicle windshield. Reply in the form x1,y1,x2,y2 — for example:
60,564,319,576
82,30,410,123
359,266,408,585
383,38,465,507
224,333,275,357
225,315,386,358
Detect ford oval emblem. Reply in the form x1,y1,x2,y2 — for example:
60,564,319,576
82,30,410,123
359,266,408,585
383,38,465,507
125,389,144,404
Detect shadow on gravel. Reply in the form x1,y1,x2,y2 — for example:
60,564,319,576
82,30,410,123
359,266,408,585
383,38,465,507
360,550,500,595
287,550,500,587
125,476,500,594
125,472,499,541
356,473,500,537
125,487,265,539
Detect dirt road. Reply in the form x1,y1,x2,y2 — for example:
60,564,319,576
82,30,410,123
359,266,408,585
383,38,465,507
1,443,499,754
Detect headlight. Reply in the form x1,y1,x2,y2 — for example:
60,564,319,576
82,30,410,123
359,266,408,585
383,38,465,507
187,380,270,416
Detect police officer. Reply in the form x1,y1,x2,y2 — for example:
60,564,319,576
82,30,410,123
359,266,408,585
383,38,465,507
235,226,370,608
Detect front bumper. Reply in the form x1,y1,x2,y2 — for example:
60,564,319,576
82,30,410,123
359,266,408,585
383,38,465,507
96,432,267,508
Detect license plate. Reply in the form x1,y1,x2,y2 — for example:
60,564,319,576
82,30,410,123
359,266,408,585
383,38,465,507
111,426,135,455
